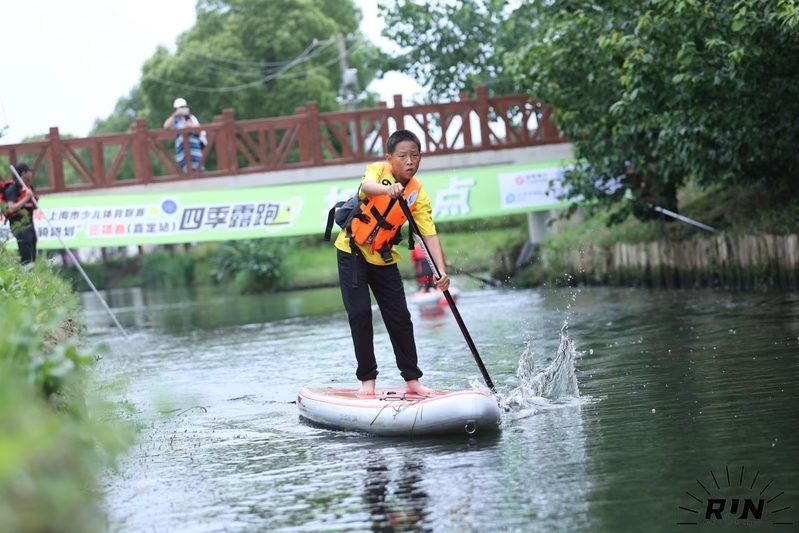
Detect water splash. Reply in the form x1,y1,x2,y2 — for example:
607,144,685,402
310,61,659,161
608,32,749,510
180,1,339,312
487,326,580,411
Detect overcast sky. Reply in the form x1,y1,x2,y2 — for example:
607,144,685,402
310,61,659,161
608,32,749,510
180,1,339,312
0,0,425,144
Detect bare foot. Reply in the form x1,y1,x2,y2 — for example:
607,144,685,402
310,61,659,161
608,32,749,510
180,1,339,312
356,379,376,396
405,380,435,396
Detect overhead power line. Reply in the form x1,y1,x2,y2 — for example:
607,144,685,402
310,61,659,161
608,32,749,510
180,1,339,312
180,37,337,67
102,4,369,94
267,40,365,82
174,38,339,79
144,39,365,93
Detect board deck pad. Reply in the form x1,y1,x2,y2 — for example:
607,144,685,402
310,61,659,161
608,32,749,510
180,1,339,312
305,387,448,401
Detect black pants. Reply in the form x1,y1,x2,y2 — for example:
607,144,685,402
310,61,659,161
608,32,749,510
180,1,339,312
338,249,422,382
15,225,37,265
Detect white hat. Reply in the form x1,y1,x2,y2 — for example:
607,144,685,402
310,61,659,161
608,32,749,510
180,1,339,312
173,97,188,108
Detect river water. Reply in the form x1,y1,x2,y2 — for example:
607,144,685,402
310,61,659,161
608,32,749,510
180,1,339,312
82,281,799,532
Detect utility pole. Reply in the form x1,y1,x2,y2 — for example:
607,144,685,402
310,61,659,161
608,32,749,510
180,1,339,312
337,33,358,153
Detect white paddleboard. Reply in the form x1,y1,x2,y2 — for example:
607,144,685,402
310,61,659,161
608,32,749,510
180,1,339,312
297,385,501,436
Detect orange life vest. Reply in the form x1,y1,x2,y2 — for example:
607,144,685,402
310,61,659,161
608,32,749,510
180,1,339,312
349,177,422,259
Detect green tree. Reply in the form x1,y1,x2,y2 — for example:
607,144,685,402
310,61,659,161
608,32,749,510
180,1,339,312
378,0,529,100
211,239,284,294
86,1,382,178
381,0,799,224
139,0,381,126
88,85,148,181
90,85,147,136
506,0,799,223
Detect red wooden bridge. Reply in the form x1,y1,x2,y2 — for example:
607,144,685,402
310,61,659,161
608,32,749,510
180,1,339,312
0,86,567,193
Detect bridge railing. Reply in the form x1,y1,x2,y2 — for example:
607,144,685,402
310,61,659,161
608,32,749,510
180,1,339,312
0,86,565,193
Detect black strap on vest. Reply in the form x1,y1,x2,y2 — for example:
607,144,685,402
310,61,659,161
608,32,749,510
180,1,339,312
336,194,416,288
323,200,346,241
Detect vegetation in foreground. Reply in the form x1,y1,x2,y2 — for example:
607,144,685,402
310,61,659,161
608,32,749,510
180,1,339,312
0,248,132,533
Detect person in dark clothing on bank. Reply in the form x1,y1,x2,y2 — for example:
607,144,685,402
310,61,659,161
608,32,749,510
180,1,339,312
5,163,39,266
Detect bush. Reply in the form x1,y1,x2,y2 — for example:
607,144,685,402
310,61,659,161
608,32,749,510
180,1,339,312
0,247,132,533
60,260,109,291
436,214,527,233
0,262,91,404
141,250,195,288
211,239,284,294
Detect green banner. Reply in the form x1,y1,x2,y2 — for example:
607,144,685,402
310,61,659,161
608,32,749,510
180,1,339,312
2,159,572,250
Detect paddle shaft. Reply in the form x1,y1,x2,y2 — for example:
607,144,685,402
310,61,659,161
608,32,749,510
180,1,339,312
651,204,716,232
398,197,495,391
452,267,501,287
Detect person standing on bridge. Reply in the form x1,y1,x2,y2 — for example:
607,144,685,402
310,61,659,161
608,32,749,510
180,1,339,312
332,130,450,397
163,97,207,173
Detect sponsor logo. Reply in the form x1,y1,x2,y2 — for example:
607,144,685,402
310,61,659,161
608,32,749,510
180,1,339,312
161,198,178,215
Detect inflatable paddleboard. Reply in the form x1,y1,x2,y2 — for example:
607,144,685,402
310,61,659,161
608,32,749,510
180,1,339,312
297,385,501,436
409,287,460,307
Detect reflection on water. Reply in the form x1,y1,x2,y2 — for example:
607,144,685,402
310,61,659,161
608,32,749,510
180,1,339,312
87,284,799,532
85,285,347,336
363,452,429,531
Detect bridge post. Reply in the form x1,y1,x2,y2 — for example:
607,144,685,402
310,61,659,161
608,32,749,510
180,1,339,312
306,101,323,165
475,86,491,149
377,101,390,154
213,113,226,171
528,210,556,244
46,127,65,192
91,140,105,186
517,210,559,267
539,105,560,141
459,92,473,149
132,118,152,184
217,109,238,174
392,94,405,131
295,107,311,162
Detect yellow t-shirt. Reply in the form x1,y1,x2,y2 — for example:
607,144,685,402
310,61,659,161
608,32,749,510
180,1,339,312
334,162,436,265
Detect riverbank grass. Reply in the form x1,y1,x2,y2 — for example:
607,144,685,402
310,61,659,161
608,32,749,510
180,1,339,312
0,248,132,533
519,178,799,288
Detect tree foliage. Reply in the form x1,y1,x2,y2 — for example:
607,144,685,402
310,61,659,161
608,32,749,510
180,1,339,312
87,86,147,180
513,0,799,222
138,0,381,128
378,0,530,100
382,0,799,223
90,85,147,136
90,0,381,137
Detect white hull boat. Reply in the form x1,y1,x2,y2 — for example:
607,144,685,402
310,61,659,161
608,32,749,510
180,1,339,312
408,287,460,307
